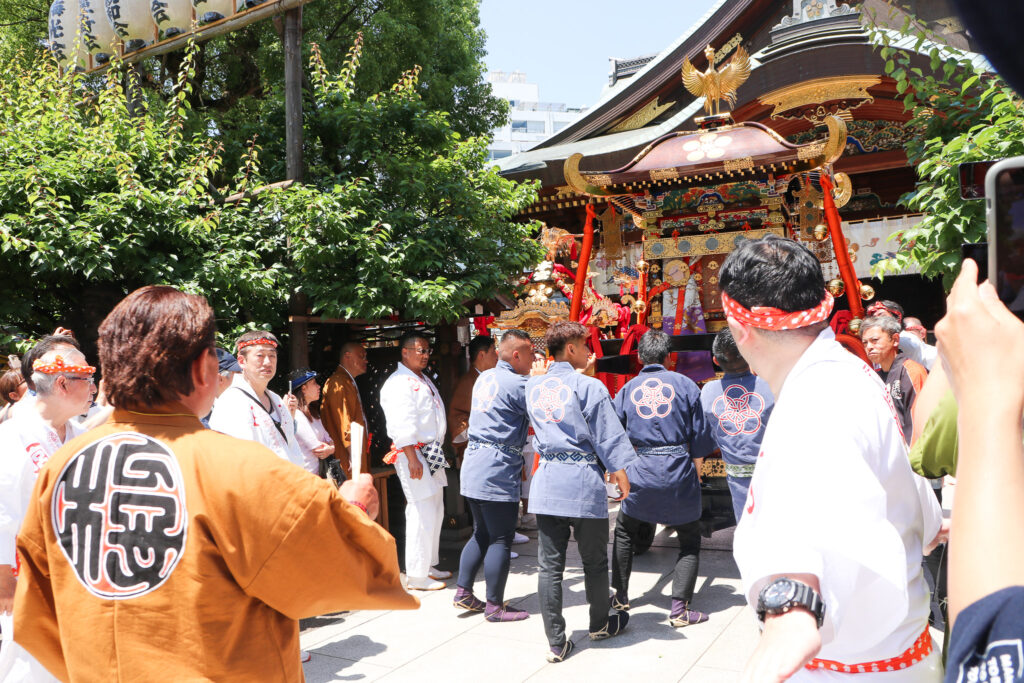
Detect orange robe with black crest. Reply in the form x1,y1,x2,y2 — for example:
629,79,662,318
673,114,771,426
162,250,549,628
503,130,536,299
321,367,370,478
13,407,417,682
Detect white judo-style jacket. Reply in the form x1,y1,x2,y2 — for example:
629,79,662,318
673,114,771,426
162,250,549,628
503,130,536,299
208,374,304,470
734,328,942,681
0,408,78,683
380,362,448,502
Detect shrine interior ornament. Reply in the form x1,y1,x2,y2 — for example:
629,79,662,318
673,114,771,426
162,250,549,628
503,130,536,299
663,259,691,287
831,172,853,208
681,44,752,116
104,0,157,52
826,278,846,298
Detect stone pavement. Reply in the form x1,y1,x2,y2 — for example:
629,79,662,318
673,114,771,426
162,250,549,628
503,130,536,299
298,513,760,683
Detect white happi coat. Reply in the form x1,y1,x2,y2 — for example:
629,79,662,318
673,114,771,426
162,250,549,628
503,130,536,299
734,328,942,681
208,374,304,470
379,363,448,502
0,408,80,683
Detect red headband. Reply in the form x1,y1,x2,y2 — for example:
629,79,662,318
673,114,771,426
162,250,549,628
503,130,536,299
32,355,96,375
866,302,903,323
237,338,278,350
721,291,834,331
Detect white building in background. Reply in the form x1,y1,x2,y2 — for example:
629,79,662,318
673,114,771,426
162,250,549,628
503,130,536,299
486,71,587,162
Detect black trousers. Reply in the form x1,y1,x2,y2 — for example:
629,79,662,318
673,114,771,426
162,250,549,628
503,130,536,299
612,511,701,603
456,498,519,604
536,515,610,648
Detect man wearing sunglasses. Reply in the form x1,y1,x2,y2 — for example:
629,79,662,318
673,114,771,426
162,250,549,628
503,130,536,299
0,345,96,682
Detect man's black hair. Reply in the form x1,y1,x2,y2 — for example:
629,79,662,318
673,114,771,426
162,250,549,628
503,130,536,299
22,335,81,391
500,329,531,344
719,235,825,313
399,331,430,349
468,335,495,363
638,329,672,366
711,329,740,363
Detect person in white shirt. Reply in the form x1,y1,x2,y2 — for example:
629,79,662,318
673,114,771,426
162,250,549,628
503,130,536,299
380,332,450,591
719,236,944,682
287,368,335,476
208,331,304,470
0,344,95,682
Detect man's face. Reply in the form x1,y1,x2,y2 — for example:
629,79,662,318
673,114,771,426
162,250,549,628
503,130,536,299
477,344,498,371
239,345,277,385
563,336,590,370
344,345,368,376
57,350,96,415
401,339,431,373
861,326,899,366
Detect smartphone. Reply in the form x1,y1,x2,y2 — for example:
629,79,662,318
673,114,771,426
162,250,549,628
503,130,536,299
960,242,988,285
985,156,1024,318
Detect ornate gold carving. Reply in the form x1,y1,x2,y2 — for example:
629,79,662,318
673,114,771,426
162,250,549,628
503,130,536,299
823,115,847,163
608,97,676,134
713,33,743,65
724,156,754,172
598,205,623,259
563,153,614,197
832,172,853,208
644,228,785,259
650,168,679,181
587,174,612,186
663,259,691,286
760,76,882,118
797,143,826,160
681,44,752,116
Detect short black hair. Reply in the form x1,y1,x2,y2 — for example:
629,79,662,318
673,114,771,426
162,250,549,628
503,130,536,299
500,329,531,345
399,331,430,349
712,329,740,363
638,329,671,365
22,335,80,391
545,321,587,357
720,236,825,314
468,335,495,363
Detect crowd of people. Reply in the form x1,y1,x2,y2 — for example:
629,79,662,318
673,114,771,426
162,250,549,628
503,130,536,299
0,235,1018,682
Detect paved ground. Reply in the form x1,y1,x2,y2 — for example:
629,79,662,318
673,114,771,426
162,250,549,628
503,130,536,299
298,512,760,683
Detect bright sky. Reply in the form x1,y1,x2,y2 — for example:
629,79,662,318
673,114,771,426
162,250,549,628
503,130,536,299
480,0,721,110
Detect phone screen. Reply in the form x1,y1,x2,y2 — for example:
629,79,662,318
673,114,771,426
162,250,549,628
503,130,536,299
990,164,1024,317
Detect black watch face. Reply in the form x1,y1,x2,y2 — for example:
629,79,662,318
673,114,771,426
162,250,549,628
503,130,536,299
763,580,797,609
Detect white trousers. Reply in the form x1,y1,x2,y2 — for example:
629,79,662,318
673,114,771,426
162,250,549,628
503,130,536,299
0,613,59,683
404,492,444,579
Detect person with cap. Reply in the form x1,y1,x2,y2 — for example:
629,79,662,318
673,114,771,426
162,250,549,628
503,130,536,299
0,342,96,682
208,331,304,471
288,368,335,476
10,285,418,681
200,348,242,428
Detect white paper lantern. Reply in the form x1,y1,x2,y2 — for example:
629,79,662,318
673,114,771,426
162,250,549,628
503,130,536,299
104,0,156,52
150,0,192,38
48,0,89,70
192,0,232,24
80,0,116,64
235,0,267,12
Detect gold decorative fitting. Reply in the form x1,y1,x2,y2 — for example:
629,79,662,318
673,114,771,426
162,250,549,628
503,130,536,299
636,259,650,274
682,44,751,116
644,227,785,259
563,154,615,197
724,156,754,172
848,318,862,334
823,115,848,163
797,143,826,160
632,300,647,314
663,259,691,286
832,172,853,208
650,168,680,181
608,97,676,134
760,75,882,118
826,278,846,298
587,174,612,186
813,223,829,241
860,284,875,301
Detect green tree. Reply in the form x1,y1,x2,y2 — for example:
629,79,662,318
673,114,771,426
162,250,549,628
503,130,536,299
0,44,542,355
868,13,1024,287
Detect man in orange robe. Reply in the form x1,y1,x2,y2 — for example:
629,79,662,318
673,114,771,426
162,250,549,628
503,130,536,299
13,286,418,682
321,341,370,478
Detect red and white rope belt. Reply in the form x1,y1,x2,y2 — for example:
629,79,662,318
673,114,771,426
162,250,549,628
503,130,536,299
805,625,932,674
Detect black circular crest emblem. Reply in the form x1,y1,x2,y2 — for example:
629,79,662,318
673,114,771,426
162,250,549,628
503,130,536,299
51,432,188,599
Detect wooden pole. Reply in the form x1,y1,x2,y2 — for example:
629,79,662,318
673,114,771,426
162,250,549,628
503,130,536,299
284,6,308,369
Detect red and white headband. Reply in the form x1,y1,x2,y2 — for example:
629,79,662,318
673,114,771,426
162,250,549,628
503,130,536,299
721,291,834,331
32,355,96,375
237,337,278,351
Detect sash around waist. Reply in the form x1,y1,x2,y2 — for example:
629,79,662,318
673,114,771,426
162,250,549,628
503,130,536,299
539,451,598,465
634,444,690,456
467,440,523,458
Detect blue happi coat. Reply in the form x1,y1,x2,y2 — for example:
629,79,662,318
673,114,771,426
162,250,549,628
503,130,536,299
525,362,635,519
612,364,713,525
460,360,530,503
699,371,774,470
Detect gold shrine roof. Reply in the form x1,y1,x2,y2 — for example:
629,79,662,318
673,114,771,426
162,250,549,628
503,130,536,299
564,116,846,202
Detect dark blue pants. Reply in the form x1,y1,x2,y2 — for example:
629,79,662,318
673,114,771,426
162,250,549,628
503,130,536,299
457,498,519,604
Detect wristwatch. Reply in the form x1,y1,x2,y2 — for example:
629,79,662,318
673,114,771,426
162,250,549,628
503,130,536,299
756,578,826,628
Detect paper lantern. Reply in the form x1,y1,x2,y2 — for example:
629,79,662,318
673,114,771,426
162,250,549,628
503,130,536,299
80,0,116,64
151,0,193,38
48,0,90,71
235,0,267,10
192,0,233,24
104,0,156,52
